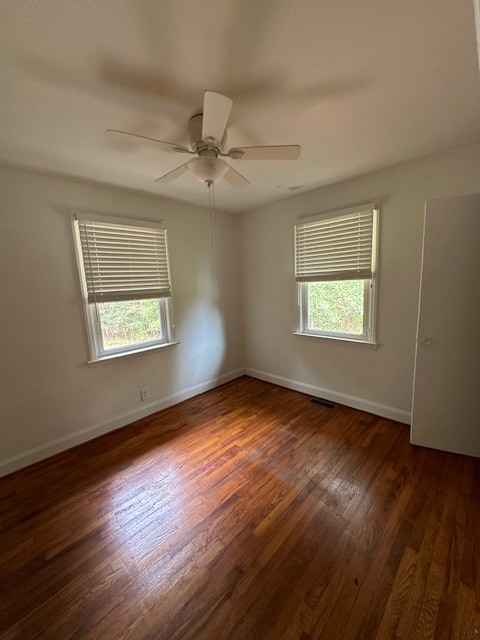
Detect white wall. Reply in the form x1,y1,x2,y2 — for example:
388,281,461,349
0,166,244,475
240,145,480,422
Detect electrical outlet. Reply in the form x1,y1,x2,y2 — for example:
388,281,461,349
140,387,150,402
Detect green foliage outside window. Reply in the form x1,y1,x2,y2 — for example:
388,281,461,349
98,299,162,349
307,280,364,334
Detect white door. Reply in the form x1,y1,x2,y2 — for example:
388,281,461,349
411,193,480,457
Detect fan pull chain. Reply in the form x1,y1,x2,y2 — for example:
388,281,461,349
207,180,216,247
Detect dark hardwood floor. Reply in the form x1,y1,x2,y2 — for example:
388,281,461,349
1,376,479,639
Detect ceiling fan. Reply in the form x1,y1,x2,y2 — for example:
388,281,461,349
106,91,301,188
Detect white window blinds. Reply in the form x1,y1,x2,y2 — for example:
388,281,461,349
295,205,377,282
75,215,171,303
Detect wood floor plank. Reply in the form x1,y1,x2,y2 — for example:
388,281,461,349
1,376,479,639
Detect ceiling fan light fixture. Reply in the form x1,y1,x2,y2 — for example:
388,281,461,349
188,156,228,184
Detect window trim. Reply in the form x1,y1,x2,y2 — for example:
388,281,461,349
294,202,379,344
72,210,176,362
86,338,180,367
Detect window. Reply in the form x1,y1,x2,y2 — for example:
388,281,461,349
294,203,378,343
73,212,175,362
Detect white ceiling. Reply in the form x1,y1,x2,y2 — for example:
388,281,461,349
1,0,479,213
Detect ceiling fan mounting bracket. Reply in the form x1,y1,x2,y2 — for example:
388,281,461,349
227,149,245,159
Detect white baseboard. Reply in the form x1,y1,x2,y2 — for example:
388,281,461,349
0,368,245,478
245,368,411,424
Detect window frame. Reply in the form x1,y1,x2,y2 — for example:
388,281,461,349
72,211,176,363
84,297,174,359
295,203,379,345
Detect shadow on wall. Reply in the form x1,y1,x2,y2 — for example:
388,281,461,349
174,230,228,387
179,298,227,383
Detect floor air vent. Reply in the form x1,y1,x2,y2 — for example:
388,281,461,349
310,398,337,410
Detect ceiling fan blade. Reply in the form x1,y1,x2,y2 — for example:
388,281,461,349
154,163,189,183
223,165,250,188
228,145,301,160
201,91,233,144
106,129,191,153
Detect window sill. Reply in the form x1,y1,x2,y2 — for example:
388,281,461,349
87,340,180,366
293,332,378,349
